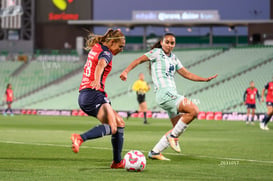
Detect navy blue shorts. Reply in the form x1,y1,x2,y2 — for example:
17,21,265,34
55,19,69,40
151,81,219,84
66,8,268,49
266,102,273,107
78,89,110,118
246,104,256,109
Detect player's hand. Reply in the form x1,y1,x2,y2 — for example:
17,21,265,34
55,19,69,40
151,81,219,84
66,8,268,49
261,97,264,102
90,80,101,90
206,74,218,82
244,102,246,105
120,71,128,81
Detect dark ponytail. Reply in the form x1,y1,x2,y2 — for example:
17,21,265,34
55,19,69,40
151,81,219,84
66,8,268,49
150,40,162,50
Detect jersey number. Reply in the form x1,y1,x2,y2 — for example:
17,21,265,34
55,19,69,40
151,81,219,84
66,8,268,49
84,60,92,77
168,64,175,73
166,64,175,77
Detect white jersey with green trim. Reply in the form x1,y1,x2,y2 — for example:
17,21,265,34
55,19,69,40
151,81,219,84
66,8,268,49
144,48,183,91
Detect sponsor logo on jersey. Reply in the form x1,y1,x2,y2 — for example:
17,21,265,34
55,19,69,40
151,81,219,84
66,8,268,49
90,50,97,56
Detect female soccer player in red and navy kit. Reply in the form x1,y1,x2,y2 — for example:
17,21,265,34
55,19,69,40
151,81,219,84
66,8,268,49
71,29,126,168
243,81,260,124
3,83,14,116
260,77,273,130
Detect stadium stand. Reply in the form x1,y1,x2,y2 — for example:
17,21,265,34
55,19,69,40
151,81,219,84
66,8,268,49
5,46,273,113
7,61,83,98
0,61,24,99
12,72,82,109
25,90,79,110
173,48,224,67
111,46,273,112
175,46,273,95
193,59,273,112
223,59,273,113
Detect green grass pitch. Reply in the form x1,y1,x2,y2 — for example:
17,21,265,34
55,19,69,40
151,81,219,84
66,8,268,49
0,115,273,181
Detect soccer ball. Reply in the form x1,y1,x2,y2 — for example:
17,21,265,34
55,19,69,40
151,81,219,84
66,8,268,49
124,150,146,172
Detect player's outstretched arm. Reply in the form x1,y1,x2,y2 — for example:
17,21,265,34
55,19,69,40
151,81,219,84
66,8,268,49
120,55,149,81
177,67,218,82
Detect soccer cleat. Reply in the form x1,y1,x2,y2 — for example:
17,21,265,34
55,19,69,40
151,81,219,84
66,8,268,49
260,122,268,130
110,159,125,169
264,125,270,131
148,151,170,161
250,122,254,125
166,134,181,153
245,121,249,125
70,134,83,153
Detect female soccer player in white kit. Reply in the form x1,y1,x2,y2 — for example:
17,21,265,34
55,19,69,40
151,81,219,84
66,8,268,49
120,33,217,160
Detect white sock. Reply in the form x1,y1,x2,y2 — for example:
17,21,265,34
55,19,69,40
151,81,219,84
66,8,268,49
171,118,188,137
152,134,169,153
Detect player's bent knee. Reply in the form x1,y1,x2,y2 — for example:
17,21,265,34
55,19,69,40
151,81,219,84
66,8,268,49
117,118,125,128
113,111,125,127
119,119,125,128
117,117,125,127
191,106,199,119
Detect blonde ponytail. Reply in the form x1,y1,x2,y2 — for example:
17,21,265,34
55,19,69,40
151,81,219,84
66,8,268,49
85,29,125,50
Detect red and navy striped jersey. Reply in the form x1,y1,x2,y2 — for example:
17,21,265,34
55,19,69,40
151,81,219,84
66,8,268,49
79,43,113,95
243,87,260,104
5,88,13,102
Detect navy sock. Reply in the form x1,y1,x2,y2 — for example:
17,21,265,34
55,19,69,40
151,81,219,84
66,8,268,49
111,127,124,163
264,115,272,125
144,112,147,123
262,114,269,124
251,116,254,122
80,124,111,141
246,116,248,121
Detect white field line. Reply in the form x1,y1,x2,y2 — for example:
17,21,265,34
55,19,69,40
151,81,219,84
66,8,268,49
1,140,273,164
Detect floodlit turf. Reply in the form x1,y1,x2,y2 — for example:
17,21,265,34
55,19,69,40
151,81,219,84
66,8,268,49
0,115,273,181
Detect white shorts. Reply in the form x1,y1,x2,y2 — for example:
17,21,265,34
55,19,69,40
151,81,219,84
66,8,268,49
155,88,184,118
